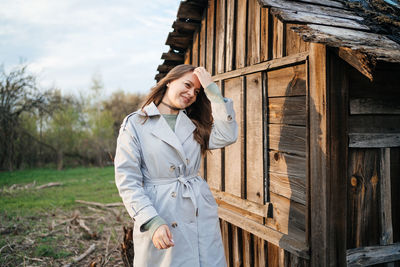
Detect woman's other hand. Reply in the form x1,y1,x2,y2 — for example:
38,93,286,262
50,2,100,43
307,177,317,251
152,224,174,249
193,67,213,89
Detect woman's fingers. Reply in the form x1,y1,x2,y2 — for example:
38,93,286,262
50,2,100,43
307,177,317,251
152,225,174,249
193,67,213,88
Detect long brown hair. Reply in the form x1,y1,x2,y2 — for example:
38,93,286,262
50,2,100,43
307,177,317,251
141,64,213,154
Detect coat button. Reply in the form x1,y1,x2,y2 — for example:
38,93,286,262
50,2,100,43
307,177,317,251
169,165,175,172
227,115,232,121
186,158,189,164
171,191,176,198
171,222,178,228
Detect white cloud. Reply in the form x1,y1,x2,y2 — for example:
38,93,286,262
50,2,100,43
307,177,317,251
0,0,181,96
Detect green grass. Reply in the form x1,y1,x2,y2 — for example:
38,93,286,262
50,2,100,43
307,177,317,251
0,166,121,215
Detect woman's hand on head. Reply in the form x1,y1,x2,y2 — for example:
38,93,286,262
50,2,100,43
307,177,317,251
152,224,174,249
193,67,213,89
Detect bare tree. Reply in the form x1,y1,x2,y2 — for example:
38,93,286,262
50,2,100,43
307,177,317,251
0,64,50,170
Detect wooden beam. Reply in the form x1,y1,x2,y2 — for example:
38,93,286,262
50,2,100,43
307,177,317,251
350,98,400,115
177,1,205,21
346,243,400,266
309,42,329,267
218,206,310,259
165,32,192,50
380,148,393,247
161,51,184,62
271,8,369,31
212,51,308,81
349,133,400,148
172,20,200,33
258,0,362,20
338,47,375,81
211,188,272,218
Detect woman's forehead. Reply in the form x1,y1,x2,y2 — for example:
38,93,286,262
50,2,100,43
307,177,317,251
180,72,201,88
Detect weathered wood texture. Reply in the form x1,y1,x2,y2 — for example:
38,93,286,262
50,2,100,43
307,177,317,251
224,77,244,198
347,149,382,248
347,243,400,266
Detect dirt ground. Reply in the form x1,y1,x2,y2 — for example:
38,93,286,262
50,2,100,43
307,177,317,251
0,204,134,267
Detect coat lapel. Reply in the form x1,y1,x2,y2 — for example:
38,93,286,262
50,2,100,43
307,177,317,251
144,103,189,165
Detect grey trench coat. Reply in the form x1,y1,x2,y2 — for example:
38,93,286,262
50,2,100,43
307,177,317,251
114,97,238,267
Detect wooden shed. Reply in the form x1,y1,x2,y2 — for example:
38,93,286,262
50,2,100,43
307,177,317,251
155,0,400,266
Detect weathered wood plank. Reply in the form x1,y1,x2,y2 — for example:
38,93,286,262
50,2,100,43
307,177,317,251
215,0,225,74
347,148,381,248
226,0,235,71
184,47,191,64
391,148,400,246
285,23,310,56
327,51,348,266
293,24,400,63
243,230,252,267
258,237,267,266
350,98,400,115
268,96,306,126
199,13,206,67
166,32,192,51
211,188,271,218
221,220,231,266
337,47,374,81
247,0,261,65
272,8,368,31
177,1,205,21
346,243,400,266
161,51,184,62
172,20,200,33
192,30,199,66
236,0,247,69
232,225,242,267
246,72,264,204
206,149,222,190
309,43,328,267
267,64,307,97
348,115,400,134
266,192,306,243
269,124,306,156
224,77,244,197
260,7,271,62
206,0,215,74
269,172,306,205
268,242,280,267
272,16,285,59
349,133,400,148
218,206,310,259
380,148,393,246
213,51,308,82
259,0,363,20
269,151,306,178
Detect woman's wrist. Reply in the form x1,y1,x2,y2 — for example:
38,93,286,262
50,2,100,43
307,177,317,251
142,215,168,238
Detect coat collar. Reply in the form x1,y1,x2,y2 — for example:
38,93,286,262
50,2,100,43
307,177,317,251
144,102,196,165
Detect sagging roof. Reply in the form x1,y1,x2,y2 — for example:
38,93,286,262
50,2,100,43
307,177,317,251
155,0,400,81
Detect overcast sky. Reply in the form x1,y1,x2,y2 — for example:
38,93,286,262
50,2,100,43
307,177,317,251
0,0,181,96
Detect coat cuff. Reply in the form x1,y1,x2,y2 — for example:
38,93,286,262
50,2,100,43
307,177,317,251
131,205,159,232
211,98,236,122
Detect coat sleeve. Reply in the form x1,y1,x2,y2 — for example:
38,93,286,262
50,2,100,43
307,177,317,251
205,83,238,150
114,116,158,231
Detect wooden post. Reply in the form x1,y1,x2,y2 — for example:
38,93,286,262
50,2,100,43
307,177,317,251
309,43,348,266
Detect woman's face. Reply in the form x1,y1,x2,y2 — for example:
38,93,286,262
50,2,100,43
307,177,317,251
164,71,201,109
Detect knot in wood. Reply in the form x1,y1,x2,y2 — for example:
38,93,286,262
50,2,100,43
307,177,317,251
351,176,358,187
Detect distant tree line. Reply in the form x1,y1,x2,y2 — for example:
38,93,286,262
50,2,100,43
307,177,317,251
0,64,145,171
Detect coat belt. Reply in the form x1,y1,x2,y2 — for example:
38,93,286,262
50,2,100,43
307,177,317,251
143,174,199,215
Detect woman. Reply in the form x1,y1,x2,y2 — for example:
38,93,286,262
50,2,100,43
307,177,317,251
114,65,238,266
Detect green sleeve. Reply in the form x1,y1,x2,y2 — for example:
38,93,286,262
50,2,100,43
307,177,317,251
204,82,225,103
141,215,167,238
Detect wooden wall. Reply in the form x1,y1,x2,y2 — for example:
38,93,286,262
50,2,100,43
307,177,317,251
185,0,311,265
346,64,400,266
